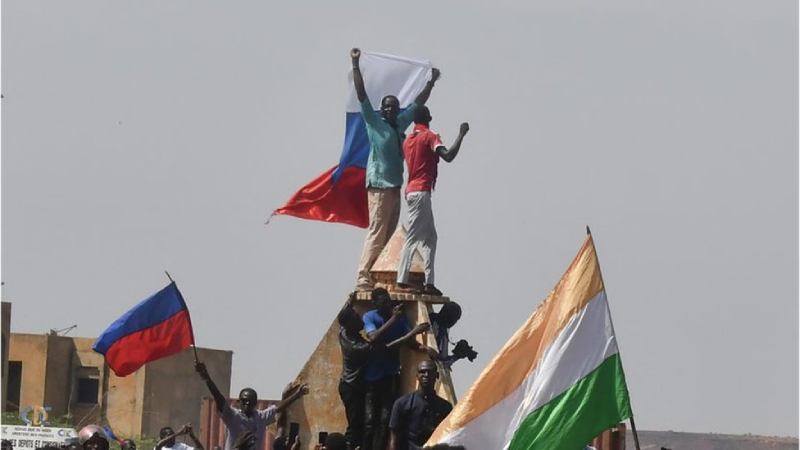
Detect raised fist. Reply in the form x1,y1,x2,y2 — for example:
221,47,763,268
460,122,470,135
431,68,441,83
350,48,361,61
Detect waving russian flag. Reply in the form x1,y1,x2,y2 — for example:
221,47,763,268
272,52,432,228
93,282,195,376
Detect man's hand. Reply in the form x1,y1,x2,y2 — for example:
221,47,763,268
195,361,210,380
178,424,191,435
392,304,404,318
298,383,310,396
459,122,470,136
412,323,431,334
430,68,441,84
351,48,361,67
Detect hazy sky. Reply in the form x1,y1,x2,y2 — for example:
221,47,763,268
2,0,797,438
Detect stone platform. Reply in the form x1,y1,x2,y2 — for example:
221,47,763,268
353,290,451,303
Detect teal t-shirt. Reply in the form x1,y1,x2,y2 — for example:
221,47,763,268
360,99,417,188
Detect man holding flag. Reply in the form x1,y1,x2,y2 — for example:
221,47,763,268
350,48,440,291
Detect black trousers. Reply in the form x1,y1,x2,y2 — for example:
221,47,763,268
339,380,366,450
362,375,398,450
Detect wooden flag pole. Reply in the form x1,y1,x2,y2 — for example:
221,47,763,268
165,271,200,363
585,226,642,450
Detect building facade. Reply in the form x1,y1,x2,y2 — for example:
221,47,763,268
6,332,232,439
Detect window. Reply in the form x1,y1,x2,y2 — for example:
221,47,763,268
76,377,99,404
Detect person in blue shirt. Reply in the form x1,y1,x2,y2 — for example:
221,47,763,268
350,47,441,291
361,288,437,450
337,292,429,450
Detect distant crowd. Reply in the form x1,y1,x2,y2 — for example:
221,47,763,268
10,286,475,450
194,287,475,450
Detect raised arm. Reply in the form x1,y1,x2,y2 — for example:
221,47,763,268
366,305,403,342
385,322,430,349
195,361,226,414
437,122,470,163
351,48,367,103
179,425,205,450
274,382,309,413
414,68,441,106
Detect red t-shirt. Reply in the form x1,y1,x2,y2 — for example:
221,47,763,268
404,124,443,193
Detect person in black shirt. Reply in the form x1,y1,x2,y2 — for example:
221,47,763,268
337,293,428,450
388,361,453,450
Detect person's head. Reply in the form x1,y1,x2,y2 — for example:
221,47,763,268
78,424,105,445
380,95,400,125
437,302,462,328
322,433,346,450
337,306,364,334
371,288,393,316
1,440,12,450
413,106,433,126
238,388,258,416
82,434,109,450
416,360,439,392
121,439,137,450
159,427,175,448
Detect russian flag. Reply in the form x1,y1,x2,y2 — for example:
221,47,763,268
93,282,195,376
272,52,432,228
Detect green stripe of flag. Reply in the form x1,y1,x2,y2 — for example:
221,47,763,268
508,353,632,450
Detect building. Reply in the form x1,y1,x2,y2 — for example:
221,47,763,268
1,302,11,408
6,332,232,439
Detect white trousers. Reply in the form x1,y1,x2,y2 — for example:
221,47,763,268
397,191,437,285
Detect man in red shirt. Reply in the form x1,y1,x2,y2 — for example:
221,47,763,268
396,106,469,296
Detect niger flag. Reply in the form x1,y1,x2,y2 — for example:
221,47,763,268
428,235,632,450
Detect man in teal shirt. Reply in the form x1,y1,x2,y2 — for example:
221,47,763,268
351,48,440,290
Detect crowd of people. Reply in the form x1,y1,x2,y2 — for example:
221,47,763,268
11,46,477,450
336,289,475,450
333,46,476,450
350,47,470,298
181,288,474,450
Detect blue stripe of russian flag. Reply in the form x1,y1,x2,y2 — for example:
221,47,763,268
93,282,188,354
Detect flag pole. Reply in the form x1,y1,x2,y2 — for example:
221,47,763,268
585,226,642,450
165,271,200,363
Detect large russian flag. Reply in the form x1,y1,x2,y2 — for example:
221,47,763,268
93,282,195,377
272,52,431,228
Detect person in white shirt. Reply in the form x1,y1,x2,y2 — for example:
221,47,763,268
155,425,204,450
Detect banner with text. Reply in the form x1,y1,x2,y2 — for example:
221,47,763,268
1,426,78,450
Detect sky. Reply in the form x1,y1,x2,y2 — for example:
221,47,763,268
2,0,797,438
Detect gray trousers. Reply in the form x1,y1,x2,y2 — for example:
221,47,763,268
397,191,437,285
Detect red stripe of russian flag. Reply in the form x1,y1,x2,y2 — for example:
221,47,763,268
93,282,195,377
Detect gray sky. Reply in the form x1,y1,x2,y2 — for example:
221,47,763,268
2,0,797,438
